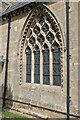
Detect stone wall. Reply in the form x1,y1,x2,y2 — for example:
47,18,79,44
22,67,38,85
1,1,80,118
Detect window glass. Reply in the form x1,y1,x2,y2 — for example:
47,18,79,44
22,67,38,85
43,45,50,85
26,47,31,83
34,46,40,83
53,43,61,86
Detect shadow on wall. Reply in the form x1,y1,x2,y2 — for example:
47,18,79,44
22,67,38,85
5,84,13,109
0,84,13,109
0,84,13,120
0,84,3,109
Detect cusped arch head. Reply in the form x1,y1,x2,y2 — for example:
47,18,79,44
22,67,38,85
42,42,50,51
26,46,32,53
19,3,64,53
33,44,40,50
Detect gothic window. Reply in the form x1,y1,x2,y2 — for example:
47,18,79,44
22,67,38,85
26,47,31,83
34,46,40,83
20,6,63,87
43,44,50,85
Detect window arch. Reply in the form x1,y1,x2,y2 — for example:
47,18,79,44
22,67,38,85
19,4,63,88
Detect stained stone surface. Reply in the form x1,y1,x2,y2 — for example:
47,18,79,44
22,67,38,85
0,1,80,118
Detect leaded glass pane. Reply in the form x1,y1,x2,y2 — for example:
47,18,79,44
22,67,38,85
34,48,40,84
53,45,60,52
43,49,49,64
53,52,60,63
51,24,58,33
37,34,44,45
26,75,31,83
33,25,40,35
29,36,35,46
53,44,61,86
26,65,31,74
53,64,61,75
42,23,49,34
34,65,40,74
26,48,31,83
53,76,61,86
34,51,40,64
43,75,50,85
43,46,50,85
46,31,54,44
38,14,45,25
43,65,49,75
26,54,31,64
34,75,40,83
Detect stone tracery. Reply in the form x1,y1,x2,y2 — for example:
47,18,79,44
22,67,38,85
19,4,63,90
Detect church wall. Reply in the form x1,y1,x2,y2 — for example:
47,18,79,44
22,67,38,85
69,2,79,115
1,1,80,118
78,1,80,116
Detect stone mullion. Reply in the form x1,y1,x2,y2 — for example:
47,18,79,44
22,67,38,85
49,28,56,37
50,50,53,85
40,50,43,84
40,30,46,39
36,22,42,29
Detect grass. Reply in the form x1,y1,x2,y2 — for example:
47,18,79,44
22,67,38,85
0,109,33,120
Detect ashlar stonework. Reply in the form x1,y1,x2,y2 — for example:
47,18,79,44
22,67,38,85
0,1,80,118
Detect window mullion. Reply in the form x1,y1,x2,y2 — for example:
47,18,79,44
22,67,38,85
50,50,53,85
40,50,43,84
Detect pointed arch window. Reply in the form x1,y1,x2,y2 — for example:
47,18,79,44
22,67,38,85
34,46,40,84
26,47,31,83
20,7,63,87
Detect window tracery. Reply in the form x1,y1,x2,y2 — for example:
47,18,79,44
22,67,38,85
19,5,63,89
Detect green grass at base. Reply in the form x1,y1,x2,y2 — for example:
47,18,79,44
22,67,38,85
1,109,32,120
